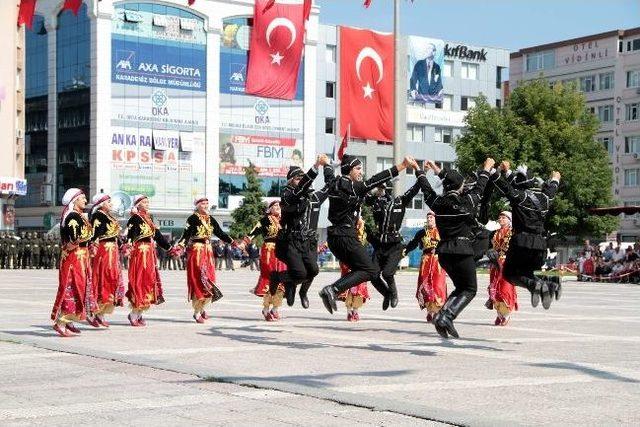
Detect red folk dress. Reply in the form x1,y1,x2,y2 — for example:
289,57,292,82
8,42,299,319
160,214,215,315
176,213,232,311
51,211,96,323
90,210,125,315
488,225,518,318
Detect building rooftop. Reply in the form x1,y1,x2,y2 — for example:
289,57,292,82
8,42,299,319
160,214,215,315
510,27,640,59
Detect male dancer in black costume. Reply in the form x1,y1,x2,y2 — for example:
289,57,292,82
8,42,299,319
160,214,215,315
365,169,428,308
493,161,562,309
271,154,334,308
421,158,496,338
318,154,418,314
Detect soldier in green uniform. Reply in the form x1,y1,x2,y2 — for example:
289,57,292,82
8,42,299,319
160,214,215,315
7,232,18,269
0,233,7,269
31,232,42,269
53,234,60,268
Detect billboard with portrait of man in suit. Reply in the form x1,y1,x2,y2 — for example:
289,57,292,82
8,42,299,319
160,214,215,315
408,36,445,104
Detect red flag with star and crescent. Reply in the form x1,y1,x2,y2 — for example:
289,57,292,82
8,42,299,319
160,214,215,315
246,0,306,100
339,26,394,143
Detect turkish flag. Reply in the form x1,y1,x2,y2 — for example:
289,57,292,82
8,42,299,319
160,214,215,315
246,0,306,100
17,0,37,29
339,26,394,143
62,0,83,15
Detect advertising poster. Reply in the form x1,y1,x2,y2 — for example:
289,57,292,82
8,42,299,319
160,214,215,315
220,134,303,178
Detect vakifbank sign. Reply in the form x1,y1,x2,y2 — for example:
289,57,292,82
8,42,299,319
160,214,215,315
112,38,206,91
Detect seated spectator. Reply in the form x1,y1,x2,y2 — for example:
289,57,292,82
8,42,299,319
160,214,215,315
612,246,625,263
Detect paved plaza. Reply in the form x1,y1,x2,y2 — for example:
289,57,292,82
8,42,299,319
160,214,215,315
0,268,639,426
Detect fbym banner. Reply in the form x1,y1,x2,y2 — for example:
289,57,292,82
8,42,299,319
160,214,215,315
220,133,303,177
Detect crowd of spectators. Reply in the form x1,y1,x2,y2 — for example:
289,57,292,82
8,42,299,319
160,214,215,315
573,239,640,283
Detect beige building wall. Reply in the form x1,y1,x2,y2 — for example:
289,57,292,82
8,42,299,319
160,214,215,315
510,28,640,241
0,1,26,231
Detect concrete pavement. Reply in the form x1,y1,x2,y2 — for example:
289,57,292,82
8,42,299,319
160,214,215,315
0,268,639,426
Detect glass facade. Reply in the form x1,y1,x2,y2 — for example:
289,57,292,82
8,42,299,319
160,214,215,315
21,15,49,208
56,4,91,202
109,2,207,213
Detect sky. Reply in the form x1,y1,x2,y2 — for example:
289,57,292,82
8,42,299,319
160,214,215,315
316,0,640,51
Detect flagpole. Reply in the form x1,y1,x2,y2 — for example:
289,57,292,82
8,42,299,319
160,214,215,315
393,0,403,196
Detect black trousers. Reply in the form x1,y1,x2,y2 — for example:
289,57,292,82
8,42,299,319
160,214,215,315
328,233,386,295
372,242,404,294
273,238,319,287
438,253,478,299
502,244,546,289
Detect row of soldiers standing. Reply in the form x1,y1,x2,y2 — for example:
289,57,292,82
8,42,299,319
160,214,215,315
0,232,60,269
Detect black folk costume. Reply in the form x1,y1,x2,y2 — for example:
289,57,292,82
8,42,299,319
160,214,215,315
318,155,401,314
365,170,428,307
271,164,334,308
493,167,561,309
421,167,495,338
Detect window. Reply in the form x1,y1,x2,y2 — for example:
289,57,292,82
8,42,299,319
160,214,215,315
496,66,504,89
411,194,423,210
407,124,424,142
525,50,555,72
579,75,596,93
599,72,614,90
56,4,91,202
443,60,453,77
325,45,336,63
627,70,640,88
439,161,453,170
406,159,424,174
496,99,502,109
325,81,335,98
626,103,639,121
597,105,613,123
434,127,453,144
442,94,453,111
624,169,639,186
599,137,613,156
632,39,640,51
325,118,335,134
626,136,640,154
376,157,393,173
461,62,478,80
461,96,475,111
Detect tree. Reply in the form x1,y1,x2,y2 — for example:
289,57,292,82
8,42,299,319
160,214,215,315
454,79,617,238
229,163,266,240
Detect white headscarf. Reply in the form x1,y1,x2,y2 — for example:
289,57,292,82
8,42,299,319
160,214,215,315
60,188,84,226
91,193,111,215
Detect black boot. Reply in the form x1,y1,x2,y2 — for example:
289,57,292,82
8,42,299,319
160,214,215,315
387,282,399,308
532,275,553,309
299,280,312,309
434,293,475,339
432,310,449,339
318,285,338,314
370,276,390,311
542,275,563,300
268,272,280,296
285,283,296,306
